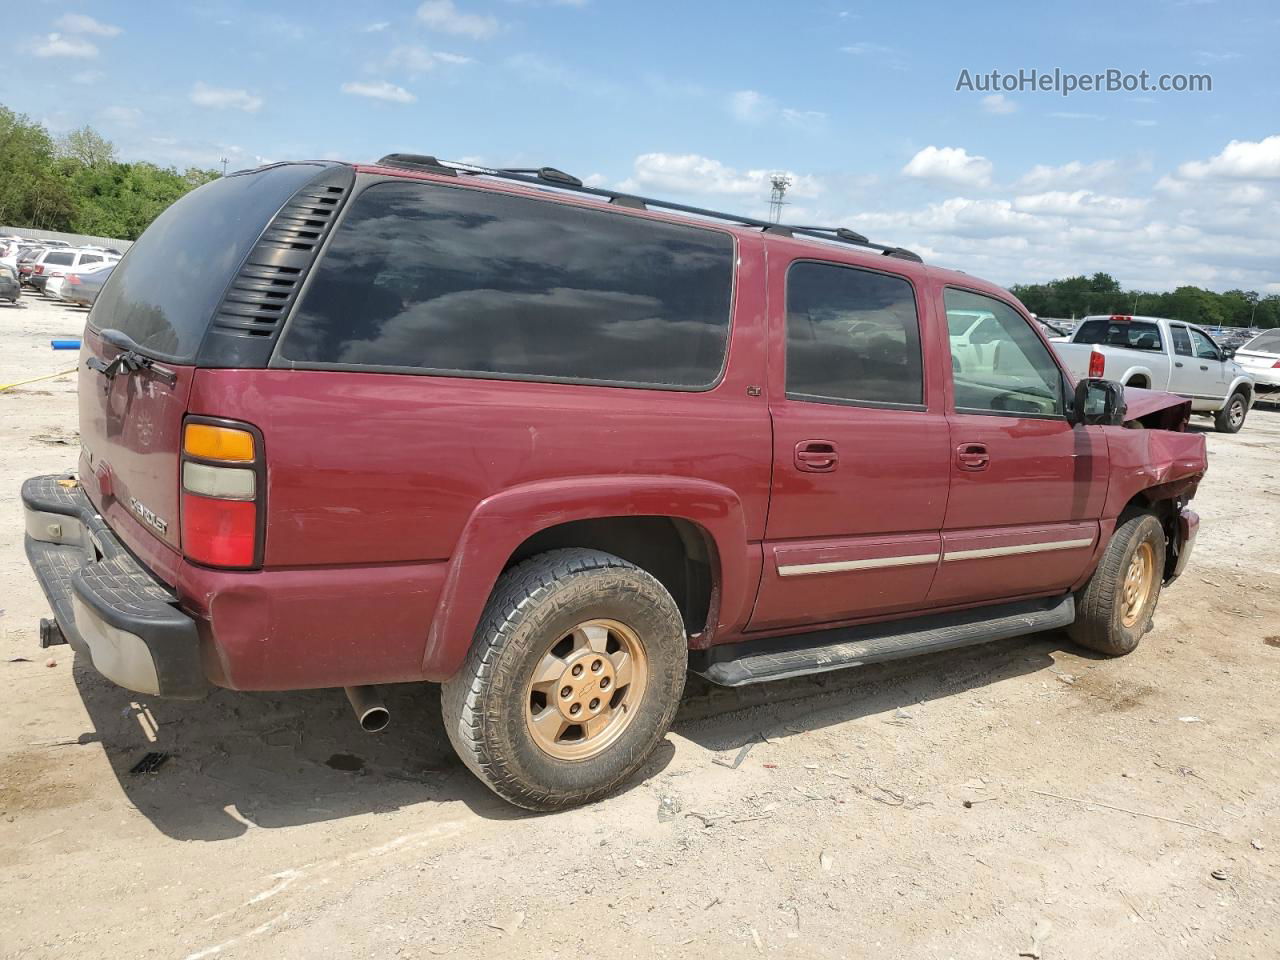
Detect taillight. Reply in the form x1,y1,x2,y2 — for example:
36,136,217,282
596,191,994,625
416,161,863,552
1088,350,1106,379
181,419,264,568
1272,360,1280,369
34,265,44,275
67,274,82,285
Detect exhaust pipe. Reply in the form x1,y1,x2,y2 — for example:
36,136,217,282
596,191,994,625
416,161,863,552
344,685,390,733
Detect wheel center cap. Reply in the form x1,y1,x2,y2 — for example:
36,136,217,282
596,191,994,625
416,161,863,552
555,652,616,721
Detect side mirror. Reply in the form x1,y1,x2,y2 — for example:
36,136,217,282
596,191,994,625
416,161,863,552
1222,347,1235,360
1070,378,1127,426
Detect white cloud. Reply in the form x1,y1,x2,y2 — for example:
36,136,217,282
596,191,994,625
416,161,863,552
1016,159,1118,190
1050,111,1106,121
32,33,98,58
980,94,1017,115
902,145,993,187
189,82,264,113
340,81,417,104
364,21,391,32
1194,50,1241,64
55,13,122,36
841,41,907,70
1012,190,1148,220
387,45,473,74
618,153,822,199
1175,134,1280,180
416,0,498,38
71,70,105,85
729,90,826,129
100,106,142,126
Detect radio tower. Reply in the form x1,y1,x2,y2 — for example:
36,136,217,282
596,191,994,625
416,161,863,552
768,173,791,223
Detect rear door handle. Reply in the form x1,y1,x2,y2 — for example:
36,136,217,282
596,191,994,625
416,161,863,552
956,442,990,471
795,440,839,473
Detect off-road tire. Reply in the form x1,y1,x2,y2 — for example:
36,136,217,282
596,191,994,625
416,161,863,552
441,548,687,811
1213,390,1248,434
1070,513,1166,656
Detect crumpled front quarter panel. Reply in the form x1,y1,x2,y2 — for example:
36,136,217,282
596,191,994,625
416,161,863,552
1103,427,1207,517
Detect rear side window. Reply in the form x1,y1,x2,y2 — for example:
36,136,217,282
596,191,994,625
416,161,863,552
1244,330,1280,353
91,163,334,362
44,251,74,266
785,261,923,407
279,181,735,389
1170,325,1193,356
1075,318,1163,352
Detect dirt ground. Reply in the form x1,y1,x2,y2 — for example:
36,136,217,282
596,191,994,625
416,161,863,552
1,290,1278,960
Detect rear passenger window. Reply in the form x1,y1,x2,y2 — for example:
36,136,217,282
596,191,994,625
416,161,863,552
44,252,74,266
279,181,735,389
785,261,923,407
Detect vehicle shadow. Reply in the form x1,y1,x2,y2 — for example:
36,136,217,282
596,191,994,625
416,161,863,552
71,630,1071,841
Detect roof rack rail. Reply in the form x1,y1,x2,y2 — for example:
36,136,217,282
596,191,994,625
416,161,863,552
380,155,923,262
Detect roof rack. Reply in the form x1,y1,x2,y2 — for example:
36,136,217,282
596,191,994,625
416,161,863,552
374,154,923,263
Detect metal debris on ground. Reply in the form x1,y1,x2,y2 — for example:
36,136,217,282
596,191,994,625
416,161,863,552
711,740,757,770
1211,869,1229,881
129,751,170,775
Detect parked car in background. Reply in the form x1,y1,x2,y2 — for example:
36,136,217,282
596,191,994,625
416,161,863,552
21,157,1208,811
1053,314,1255,432
29,248,114,293
1233,329,1280,396
46,259,116,301
0,262,19,303
60,262,116,308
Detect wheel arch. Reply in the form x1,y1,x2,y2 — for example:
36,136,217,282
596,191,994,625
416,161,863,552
422,476,753,681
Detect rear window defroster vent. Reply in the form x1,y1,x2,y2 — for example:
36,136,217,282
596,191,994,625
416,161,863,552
200,164,354,367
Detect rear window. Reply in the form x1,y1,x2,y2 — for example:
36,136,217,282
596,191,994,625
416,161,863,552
1244,330,1280,353
90,163,332,362
44,251,74,266
278,180,735,389
1075,318,1163,351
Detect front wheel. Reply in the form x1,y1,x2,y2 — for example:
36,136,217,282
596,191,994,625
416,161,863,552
1214,391,1248,433
441,548,687,811
1070,513,1166,657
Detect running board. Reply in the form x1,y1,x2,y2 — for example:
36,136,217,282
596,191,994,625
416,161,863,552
692,595,1076,687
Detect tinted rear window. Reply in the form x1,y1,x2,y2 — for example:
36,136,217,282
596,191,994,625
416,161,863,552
278,180,735,389
90,163,331,362
1075,319,1163,351
1244,330,1280,353
44,251,74,266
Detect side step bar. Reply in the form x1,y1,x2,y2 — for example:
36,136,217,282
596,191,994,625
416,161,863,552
692,595,1076,687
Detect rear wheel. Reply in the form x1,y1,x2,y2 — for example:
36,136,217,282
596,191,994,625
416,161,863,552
1214,391,1248,433
441,548,687,811
1070,513,1166,656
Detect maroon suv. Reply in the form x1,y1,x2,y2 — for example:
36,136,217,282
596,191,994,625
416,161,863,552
22,155,1205,810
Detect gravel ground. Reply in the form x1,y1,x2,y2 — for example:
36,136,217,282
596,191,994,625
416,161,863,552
1,290,1278,959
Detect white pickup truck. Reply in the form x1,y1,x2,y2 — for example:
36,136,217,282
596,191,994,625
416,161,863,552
1053,314,1255,433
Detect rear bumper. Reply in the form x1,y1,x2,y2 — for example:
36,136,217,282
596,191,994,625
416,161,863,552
22,475,207,699
1167,507,1199,584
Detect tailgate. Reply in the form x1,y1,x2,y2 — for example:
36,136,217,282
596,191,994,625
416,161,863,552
78,326,195,559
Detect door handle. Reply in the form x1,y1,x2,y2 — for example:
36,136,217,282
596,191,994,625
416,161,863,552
1174,361,1184,368
1200,364,1209,371
795,440,839,473
956,442,990,471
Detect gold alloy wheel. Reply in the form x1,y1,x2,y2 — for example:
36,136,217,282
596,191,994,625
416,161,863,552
1120,540,1156,628
525,618,649,761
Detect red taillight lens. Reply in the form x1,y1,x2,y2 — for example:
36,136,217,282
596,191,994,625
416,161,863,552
1088,350,1106,379
1272,360,1280,369
181,419,263,569
67,274,82,285
181,494,257,567
34,265,44,275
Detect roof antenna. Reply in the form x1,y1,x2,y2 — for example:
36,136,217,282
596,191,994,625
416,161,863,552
768,173,791,224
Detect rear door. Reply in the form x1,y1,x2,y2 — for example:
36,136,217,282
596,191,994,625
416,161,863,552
750,255,950,632
930,286,1107,606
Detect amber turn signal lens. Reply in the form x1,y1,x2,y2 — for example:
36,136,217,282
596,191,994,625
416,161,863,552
184,423,255,462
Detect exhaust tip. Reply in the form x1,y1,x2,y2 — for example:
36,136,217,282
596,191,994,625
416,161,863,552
358,707,390,733
345,685,390,734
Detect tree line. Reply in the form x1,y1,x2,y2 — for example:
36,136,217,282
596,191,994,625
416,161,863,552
1011,273,1279,330
0,104,218,240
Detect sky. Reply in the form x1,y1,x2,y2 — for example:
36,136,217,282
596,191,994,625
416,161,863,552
4,0,1279,294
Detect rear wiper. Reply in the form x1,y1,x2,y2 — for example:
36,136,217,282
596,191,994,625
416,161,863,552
85,329,177,387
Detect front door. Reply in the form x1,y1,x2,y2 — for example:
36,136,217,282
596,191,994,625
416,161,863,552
1186,326,1229,409
750,257,951,632
929,287,1108,606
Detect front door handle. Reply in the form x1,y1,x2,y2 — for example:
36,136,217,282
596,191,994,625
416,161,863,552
795,440,839,473
956,442,990,471
1200,364,1210,371
1174,361,1184,368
